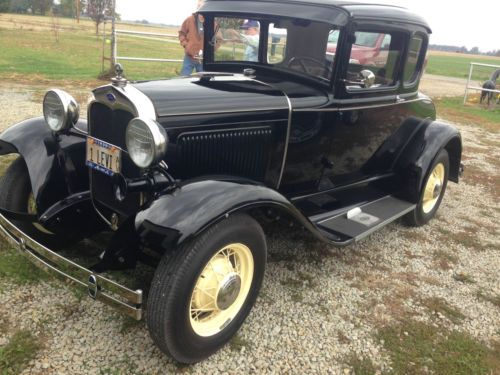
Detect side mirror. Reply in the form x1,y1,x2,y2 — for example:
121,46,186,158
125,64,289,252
360,70,375,88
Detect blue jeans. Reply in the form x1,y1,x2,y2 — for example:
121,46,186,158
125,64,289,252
180,55,202,76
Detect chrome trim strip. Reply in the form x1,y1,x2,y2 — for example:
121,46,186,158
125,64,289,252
0,213,143,320
276,92,293,189
293,97,425,113
120,84,157,119
158,107,288,118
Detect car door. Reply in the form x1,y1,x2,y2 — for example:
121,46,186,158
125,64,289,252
320,26,410,188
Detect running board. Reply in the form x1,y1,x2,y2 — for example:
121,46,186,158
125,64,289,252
312,196,415,244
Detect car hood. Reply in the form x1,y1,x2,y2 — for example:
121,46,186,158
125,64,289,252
132,74,289,118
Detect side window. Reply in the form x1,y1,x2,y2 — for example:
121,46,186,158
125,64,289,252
215,18,261,62
346,31,404,90
403,34,425,84
267,24,287,64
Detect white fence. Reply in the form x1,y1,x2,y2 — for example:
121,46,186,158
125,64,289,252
101,18,183,71
114,29,183,64
463,62,500,104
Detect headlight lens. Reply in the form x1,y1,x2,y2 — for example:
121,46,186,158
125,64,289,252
126,118,167,168
43,89,79,132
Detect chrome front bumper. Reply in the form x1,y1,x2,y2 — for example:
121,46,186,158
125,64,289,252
0,213,143,320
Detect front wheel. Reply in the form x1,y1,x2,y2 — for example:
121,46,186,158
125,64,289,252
146,213,267,363
404,149,449,226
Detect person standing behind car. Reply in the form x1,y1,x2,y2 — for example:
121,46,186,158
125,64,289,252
226,20,260,62
178,0,205,76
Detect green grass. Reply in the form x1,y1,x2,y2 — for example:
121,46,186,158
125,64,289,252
435,96,500,133
453,272,476,284
422,297,465,324
476,290,500,308
378,320,500,375
427,53,500,81
229,333,252,352
344,354,377,375
0,330,42,375
0,28,183,81
0,245,50,284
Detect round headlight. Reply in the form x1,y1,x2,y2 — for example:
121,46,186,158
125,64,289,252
126,118,167,168
43,89,79,132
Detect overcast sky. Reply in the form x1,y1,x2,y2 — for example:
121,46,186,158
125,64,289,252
116,0,499,52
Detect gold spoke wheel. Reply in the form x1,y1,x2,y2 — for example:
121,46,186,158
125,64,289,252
422,163,445,214
189,243,254,337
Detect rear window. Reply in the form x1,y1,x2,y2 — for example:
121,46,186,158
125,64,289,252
346,31,405,90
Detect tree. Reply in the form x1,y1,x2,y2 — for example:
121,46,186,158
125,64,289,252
32,0,53,15
0,0,10,12
8,0,31,13
60,0,84,18
86,0,113,35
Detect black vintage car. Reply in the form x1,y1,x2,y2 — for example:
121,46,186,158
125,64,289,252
0,0,462,363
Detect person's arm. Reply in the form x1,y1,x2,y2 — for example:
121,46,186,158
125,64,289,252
244,34,259,49
224,28,242,42
178,17,190,48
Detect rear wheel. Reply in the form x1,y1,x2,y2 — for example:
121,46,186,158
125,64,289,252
146,213,266,363
0,157,67,247
404,149,449,226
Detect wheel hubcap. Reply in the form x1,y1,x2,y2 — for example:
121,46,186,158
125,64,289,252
422,163,445,214
216,274,241,310
189,243,254,337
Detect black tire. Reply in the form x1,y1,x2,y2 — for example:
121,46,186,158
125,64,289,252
0,157,67,247
403,149,449,227
146,213,267,364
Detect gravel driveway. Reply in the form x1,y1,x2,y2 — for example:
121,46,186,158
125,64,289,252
0,81,498,374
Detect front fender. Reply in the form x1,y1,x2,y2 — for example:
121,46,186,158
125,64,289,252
396,120,462,201
0,117,89,213
135,178,321,251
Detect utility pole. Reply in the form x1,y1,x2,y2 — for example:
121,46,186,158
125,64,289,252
111,0,117,68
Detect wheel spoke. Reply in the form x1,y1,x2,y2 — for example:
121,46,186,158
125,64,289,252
188,242,255,337
424,183,434,202
208,260,224,282
191,300,217,312
194,284,216,300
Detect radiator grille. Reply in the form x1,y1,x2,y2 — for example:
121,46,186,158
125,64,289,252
88,102,141,216
177,127,272,181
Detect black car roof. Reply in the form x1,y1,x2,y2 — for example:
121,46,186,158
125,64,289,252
201,0,431,33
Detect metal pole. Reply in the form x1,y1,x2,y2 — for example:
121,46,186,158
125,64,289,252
464,63,474,104
102,20,106,73
76,0,79,23
111,0,117,69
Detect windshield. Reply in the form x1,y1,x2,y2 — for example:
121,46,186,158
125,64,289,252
212,16,338,81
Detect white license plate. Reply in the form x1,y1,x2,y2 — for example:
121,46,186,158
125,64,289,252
86,137,121,176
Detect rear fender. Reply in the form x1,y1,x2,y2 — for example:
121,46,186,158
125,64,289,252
135,178,322,252
396,120,462,201
0,117,90,214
